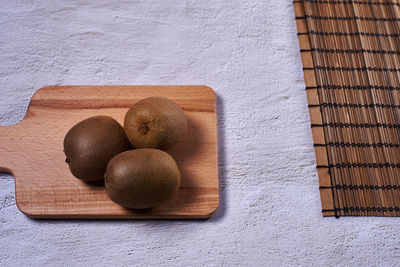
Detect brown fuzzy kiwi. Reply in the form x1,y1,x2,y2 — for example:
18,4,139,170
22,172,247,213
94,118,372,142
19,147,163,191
123,97,187,150
105,149,180,209
63,115,131,182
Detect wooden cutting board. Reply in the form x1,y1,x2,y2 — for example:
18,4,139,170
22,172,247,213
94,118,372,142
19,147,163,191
0,85,218,219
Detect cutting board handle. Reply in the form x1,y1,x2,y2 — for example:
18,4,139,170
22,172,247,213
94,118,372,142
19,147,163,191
0,123,21,173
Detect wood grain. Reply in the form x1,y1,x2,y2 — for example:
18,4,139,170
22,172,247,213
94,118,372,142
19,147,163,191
0,85,219,219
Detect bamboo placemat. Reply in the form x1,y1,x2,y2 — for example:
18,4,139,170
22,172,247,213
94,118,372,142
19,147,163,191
294,0,400,217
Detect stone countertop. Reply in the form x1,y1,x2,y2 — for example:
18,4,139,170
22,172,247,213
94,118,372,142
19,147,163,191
1,0,399,266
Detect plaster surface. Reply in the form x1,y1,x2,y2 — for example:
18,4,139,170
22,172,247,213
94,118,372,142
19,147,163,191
0,0,399,266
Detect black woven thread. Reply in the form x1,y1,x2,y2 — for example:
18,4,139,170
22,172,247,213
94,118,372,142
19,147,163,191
311,123,400,128
301,48,400,55
323,207,400,212
309,103,400,108
313,66,400,72
314,142,400,148
304,15,400,21
304,0,400,6
305,86,318,90
308,30,400,38
317,163,400,168
314,84,400,91
320,185,400,190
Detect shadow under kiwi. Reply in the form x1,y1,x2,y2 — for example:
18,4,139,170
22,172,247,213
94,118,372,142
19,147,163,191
85,179,105,188
165,117,206,211
167,115,204,163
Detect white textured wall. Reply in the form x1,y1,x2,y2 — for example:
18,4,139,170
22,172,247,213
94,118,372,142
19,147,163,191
1,0,400,266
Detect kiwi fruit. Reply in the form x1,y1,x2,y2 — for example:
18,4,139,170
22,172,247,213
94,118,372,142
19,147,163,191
105,149,180,209
124,97,187,150
63,115,131,182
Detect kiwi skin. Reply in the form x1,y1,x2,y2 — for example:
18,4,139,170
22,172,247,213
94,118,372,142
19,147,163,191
124,97,187,150
105,149,181,209
63,115,131,182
